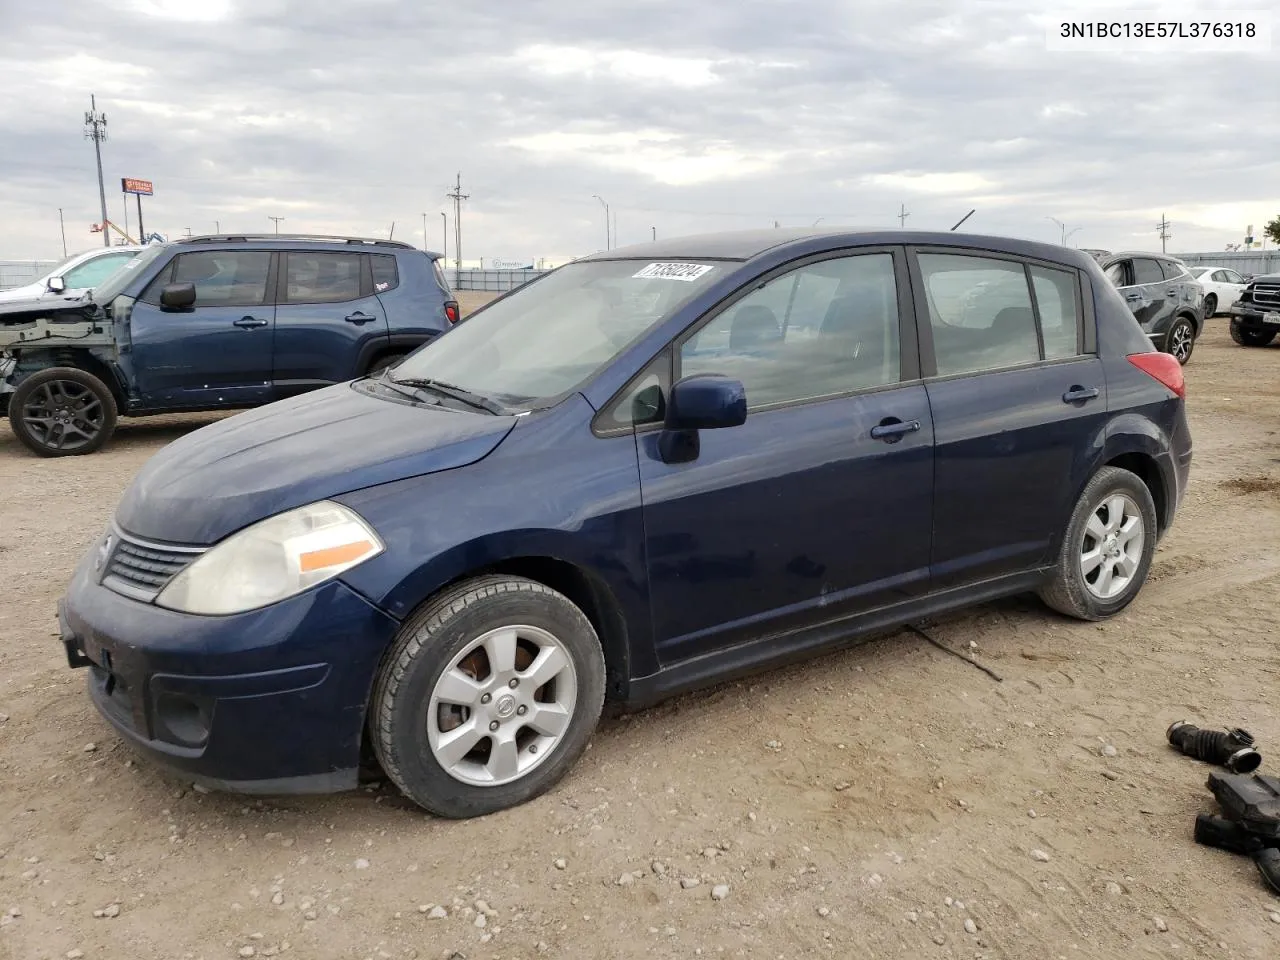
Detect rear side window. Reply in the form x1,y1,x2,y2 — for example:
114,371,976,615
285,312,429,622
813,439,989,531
432,258,452,294
918,254,1039,376
169,251,271,307
370,254,399,293
1159,260,1187,280
283,252,363,304
1029,266,1081,360
1132,258,1165,285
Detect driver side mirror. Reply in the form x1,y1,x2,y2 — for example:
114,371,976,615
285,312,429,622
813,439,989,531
658,374,747,464
160,282,197,311
47,276,66,294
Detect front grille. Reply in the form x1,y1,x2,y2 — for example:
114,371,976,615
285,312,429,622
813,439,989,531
102,530,204,602
1251,284,1280,309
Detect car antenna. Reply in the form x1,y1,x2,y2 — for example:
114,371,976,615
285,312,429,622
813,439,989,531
950,210,976,231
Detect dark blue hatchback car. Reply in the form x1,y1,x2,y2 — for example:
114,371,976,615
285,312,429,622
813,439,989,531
59,228,1192,818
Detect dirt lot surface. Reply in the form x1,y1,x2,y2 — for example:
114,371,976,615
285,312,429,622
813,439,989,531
3,320,1280,960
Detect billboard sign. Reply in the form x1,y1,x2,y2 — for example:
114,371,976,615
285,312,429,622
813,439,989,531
121,178,154,196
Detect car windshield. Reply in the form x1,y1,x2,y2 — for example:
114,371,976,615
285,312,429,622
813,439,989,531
389,258,724,405
91,243,170,303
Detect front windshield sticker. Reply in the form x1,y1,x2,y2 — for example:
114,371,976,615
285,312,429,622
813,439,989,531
632,262,715,282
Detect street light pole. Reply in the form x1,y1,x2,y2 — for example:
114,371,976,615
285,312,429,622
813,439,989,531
1046,216,1066,245
592,195,610,250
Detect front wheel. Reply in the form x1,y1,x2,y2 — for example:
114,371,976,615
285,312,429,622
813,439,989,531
1230,322,1277,347
8,366,118,457
1164,317,1196,365
1038,466,1158,621
369,575,606,818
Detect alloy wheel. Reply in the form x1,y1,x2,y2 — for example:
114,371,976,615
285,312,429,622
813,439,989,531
1080,493,1145,600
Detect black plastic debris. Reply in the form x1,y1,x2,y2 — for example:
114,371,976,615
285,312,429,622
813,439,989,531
1167,721,1262,773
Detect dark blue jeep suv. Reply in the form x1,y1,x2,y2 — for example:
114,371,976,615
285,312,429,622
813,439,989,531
0,234,458,456
58,229,1192,818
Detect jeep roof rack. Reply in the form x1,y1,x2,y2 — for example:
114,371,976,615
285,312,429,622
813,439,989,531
177,234,416,250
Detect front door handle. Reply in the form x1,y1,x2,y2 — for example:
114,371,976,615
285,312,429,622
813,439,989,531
233,316,268,329
1063,385,1100,404
345,312,378,325
870,418,921,442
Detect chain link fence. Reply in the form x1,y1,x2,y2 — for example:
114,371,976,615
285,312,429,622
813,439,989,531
452,269,550,292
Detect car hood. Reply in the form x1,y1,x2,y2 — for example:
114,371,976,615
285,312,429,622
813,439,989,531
114,382,519,545
0,294,95,320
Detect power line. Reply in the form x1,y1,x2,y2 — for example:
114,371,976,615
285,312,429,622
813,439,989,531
445,172,469,284
84,94,109,248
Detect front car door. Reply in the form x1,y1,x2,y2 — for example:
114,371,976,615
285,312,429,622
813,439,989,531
127,249,275,408
631,248,935,665
910,247,1107,589
272,251,390,398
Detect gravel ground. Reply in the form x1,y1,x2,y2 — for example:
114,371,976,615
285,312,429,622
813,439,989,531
2,319,1280,960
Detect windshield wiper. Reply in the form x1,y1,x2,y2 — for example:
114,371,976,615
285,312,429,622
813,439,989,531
388,375,506,415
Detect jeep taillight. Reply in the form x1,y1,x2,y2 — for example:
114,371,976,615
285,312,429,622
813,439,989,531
445,301,459,324
1128,352,1185,399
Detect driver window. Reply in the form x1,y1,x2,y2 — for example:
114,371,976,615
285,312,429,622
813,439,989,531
679,253,902,410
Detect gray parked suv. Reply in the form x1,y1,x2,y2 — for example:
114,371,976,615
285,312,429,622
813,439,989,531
1100,252,1205,365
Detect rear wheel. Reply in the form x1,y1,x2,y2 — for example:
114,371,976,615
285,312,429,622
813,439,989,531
8,367,117,457
1164,316,1195,365
369,575,606,818
366,353,405,376
1230,321,1276,347
1038,466,1158,621
1203,294,1217,318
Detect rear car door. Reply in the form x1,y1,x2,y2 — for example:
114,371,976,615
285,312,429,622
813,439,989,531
631,248,935,665
128,250,275,408
271,251,390,398
910,248,1107,589
1128,257,1171,328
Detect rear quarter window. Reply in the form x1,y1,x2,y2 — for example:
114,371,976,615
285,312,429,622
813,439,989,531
371,254,400,293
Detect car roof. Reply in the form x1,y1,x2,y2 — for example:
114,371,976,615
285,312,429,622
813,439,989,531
579,227,1095,270
173,234,438,256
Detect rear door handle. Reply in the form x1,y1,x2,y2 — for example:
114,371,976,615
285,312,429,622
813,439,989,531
233,316,268,329
870,418,921,441
345,312,378,325
1063,386,1099,403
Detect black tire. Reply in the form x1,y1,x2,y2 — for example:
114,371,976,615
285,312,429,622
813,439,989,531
1038,466,1159,621
8,366,118,457
1203,294,1217,318
1164,316,1196,365
369,575,606,818
366,353,404,376
1230,321,1276,347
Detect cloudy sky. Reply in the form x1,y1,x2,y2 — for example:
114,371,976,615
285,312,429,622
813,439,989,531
0,0,1275,263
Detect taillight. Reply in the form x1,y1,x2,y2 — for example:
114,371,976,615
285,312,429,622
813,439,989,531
1127,352,1185,399
445,301,459,324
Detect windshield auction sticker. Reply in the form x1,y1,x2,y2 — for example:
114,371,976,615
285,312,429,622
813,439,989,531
632,262,715,281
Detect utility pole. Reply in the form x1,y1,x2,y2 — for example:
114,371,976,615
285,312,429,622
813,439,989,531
215,220,220,233
1157,213,1171,253
651,226,656,241
122,191,129,240
84,94,109,248
58,208,67,257
184,227,192,238
422,212,428,251
268,215,285,234
441,211,447,261
897,203,910,228
446,173,469,284
592,195,610,250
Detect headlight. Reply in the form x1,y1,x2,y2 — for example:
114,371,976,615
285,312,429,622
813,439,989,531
155,501,383,616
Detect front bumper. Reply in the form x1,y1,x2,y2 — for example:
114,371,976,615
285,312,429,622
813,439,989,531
1229,304,1280,330
58,547,400,794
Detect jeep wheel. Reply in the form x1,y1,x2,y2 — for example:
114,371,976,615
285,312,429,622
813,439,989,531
1202,294,1217,318
1230,321,1276,347
8,367,118,457
1165,316,1196,365
370,575,606,818
1038,466,1158,621
366,353,404,376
